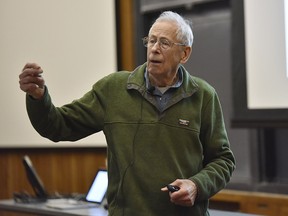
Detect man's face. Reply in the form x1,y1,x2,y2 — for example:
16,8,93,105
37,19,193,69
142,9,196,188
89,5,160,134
146,21,188,80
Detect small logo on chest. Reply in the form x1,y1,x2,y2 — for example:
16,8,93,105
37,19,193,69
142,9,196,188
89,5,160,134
178,119,190,126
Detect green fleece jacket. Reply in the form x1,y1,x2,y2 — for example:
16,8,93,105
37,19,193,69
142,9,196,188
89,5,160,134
26,63,235,216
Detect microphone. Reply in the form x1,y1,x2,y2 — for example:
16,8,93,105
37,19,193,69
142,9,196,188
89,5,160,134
147,86,155,94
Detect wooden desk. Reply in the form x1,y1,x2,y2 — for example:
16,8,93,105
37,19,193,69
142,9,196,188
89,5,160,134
210,189,288,216
0,199,259,216
0,199,108,216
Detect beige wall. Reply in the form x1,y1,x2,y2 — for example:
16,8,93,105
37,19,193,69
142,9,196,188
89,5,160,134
0,0,116,147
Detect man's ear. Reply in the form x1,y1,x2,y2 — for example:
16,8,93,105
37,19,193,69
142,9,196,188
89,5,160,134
180,46,192,64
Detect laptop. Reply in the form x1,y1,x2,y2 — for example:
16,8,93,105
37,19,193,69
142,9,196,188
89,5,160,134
21,155,108,210
46,168,108,210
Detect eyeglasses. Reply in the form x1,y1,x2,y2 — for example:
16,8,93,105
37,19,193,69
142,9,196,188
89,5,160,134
142,36,186,50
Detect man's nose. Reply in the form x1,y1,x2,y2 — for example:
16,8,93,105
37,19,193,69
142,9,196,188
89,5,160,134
151,40,161,50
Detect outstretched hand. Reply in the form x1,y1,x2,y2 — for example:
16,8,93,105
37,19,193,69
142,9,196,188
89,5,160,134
19,63,45,99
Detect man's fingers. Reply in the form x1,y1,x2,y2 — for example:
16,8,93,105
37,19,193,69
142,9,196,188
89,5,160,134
19,83,37,92
19,63,45,99
20,63,43,79
161,187,168,192
22,62,41,71
19,74,44,86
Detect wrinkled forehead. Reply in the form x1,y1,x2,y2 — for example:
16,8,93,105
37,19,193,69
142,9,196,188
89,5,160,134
149,21,178,39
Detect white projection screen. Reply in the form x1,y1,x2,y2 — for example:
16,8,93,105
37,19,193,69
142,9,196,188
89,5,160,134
244,0,288,109
0,0,117,147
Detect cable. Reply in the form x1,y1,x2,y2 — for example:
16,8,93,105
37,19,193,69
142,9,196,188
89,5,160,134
110,86,146,216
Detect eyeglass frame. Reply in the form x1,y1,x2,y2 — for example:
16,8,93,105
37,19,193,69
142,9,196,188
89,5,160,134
142,36,186,50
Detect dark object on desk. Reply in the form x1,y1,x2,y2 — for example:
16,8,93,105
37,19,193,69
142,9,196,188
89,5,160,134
13,155,49,203
13,191,46,203
23,155,49,199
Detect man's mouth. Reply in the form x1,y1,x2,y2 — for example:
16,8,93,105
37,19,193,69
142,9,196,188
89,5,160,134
150,60,162,64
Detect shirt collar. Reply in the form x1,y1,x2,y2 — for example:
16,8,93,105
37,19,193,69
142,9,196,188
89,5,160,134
144,67,183,91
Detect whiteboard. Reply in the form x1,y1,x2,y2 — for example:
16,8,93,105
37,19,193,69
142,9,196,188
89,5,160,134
0,0,117,147
244,0,288,109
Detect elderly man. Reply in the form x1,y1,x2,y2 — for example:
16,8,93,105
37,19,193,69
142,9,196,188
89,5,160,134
19,11,235,216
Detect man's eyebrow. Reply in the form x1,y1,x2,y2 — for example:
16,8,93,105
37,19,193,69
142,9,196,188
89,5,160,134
148,35,170,40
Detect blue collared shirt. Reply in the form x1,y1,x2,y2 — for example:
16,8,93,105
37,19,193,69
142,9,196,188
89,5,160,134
144,68,183,112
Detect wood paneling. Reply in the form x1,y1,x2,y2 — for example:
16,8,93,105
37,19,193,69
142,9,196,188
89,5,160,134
117,0,135,70
0,148,107,200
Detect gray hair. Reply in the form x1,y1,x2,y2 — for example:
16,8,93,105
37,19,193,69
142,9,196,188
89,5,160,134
150,11,194,47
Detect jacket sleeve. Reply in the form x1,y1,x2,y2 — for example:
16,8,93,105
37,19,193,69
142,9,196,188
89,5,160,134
26,85,105,142
190,90,236,201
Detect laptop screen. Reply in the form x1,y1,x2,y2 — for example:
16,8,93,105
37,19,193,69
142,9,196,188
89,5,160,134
22,155,49,200
85,169,108,204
